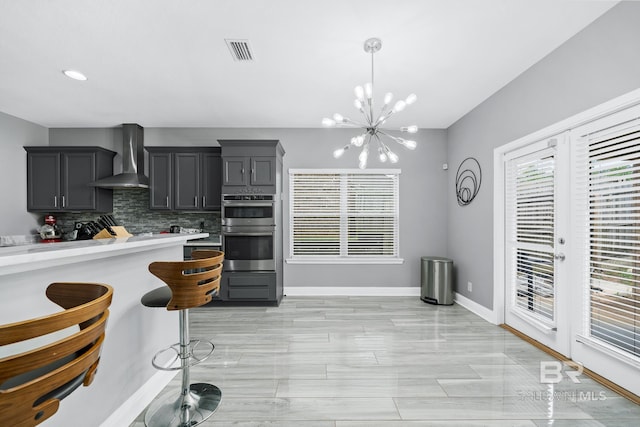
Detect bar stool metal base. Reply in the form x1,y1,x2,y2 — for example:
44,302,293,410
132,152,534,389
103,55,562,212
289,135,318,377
144,382,221,427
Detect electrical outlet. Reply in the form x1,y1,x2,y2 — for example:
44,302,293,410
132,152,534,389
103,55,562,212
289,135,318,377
468,281,473,292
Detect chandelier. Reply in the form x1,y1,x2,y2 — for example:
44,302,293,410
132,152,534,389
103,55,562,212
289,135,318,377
322,37,417,169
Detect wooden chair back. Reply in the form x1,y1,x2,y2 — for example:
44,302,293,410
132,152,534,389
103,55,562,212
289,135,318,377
0,282,113,427
148,250,224,311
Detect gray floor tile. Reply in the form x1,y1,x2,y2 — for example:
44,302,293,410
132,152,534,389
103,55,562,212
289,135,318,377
129,297,637,426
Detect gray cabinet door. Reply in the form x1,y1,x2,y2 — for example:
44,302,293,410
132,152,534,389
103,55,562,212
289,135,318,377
149,152,172,210
223,156,248,187
202,152,221,209
225,272,276,301
174,153,200,210
27,152,61,211
250,157,275,186
63,152,96,210
25,147,114,212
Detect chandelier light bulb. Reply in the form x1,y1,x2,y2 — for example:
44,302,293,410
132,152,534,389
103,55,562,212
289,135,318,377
393,100,406,112
401,125,418,134
398,138,417,150
354,99,363,110
378,147,388,162
322,117,336,127
364,83,373,99
354,86,365,102
387,150,399,163
333,145,350,158
353,134,365,147
333,113,344,123
358,144,369,169
405,93,417,105
384,92,393,105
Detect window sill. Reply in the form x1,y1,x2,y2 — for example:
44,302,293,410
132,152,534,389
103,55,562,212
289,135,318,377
286,257,404,265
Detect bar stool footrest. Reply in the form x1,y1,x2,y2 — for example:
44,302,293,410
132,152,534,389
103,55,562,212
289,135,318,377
151,339,215,371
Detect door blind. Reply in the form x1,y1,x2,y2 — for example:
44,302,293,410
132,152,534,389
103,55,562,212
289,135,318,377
574,120,640,358
290,170,399,259
506,151,556,322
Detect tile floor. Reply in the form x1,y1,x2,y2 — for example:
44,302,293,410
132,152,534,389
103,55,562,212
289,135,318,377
131,296,640,426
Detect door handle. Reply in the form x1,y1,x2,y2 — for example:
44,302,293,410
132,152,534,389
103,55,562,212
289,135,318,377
554,253,566,261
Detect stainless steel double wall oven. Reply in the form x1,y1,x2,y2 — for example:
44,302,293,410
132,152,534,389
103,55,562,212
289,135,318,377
221,194,276,271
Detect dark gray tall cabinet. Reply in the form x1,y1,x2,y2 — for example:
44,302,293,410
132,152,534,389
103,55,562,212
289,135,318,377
218,140,285,305
24,146,115,212
146,147,221,211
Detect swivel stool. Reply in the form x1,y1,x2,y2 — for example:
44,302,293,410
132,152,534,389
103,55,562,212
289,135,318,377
141,250,224,427
0,282,113,426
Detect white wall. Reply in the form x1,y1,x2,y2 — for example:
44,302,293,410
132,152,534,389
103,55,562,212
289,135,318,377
446,1,640,310
0,111,48,235
50,126,449,289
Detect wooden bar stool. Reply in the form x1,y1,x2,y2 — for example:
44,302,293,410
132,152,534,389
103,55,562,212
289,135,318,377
0,282,113,427
141,249,223,427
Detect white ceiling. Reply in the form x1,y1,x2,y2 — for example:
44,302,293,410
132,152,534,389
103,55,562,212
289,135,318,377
0,0,617,129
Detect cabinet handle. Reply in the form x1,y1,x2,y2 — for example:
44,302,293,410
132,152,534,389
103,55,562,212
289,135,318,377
62,195,65,208
194,196,198,207
54,195,58,207
252,168,256,181
202,196,206,207
166,196,169,207
241,167,245,175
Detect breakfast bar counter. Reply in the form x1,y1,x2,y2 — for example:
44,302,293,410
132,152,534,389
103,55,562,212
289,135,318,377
0,233,208,427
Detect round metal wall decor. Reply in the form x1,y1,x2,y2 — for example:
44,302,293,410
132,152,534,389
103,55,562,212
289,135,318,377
455,157,482,206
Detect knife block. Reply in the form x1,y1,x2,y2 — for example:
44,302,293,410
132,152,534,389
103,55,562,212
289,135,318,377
93,226,133,239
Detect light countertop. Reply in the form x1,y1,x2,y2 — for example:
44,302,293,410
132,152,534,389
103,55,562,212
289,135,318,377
0,232,208,275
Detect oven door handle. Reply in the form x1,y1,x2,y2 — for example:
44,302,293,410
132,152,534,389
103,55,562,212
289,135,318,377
223,232,274,237
223,202,274,207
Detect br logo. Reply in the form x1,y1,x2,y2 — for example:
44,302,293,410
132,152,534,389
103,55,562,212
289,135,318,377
540,360,583,384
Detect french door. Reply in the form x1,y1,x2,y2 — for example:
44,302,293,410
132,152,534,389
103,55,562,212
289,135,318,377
502,101,640,396
569,106,640,396
504,134,570,357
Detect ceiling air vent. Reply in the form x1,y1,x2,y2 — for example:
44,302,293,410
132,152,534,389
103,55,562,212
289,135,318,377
225,39,254,61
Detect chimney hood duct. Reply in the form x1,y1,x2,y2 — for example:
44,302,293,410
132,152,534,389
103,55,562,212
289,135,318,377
90,123,149,188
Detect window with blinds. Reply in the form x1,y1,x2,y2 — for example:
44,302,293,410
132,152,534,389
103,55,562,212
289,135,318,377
506,150,556,322
289,169,399,261
575,121,640,358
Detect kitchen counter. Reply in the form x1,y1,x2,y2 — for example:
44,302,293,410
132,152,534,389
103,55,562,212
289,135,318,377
0,232,208,427
0,233,208,276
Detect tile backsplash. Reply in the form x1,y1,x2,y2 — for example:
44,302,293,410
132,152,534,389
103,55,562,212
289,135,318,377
56,189,220,235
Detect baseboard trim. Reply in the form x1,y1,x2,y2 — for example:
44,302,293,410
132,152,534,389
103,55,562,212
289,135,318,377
99,370,177,427
284,286,420,297
453,292,498,324
501,324,640,405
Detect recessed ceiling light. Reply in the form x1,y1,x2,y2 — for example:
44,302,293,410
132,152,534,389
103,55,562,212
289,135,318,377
62,69,87,81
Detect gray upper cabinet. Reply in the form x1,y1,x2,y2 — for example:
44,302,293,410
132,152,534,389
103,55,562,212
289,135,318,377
146,147,221,211
218,140,284,194
25,147,115,212
148,151,172,210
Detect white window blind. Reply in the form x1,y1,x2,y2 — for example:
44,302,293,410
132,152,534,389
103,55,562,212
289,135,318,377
289,169,400,262
506,150,556,322
574,118,640,358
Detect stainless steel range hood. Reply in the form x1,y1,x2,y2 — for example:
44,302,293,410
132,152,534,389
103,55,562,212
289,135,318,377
90,123,149,188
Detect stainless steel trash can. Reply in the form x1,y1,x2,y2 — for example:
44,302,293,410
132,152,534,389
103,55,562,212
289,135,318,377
420,256,453,305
